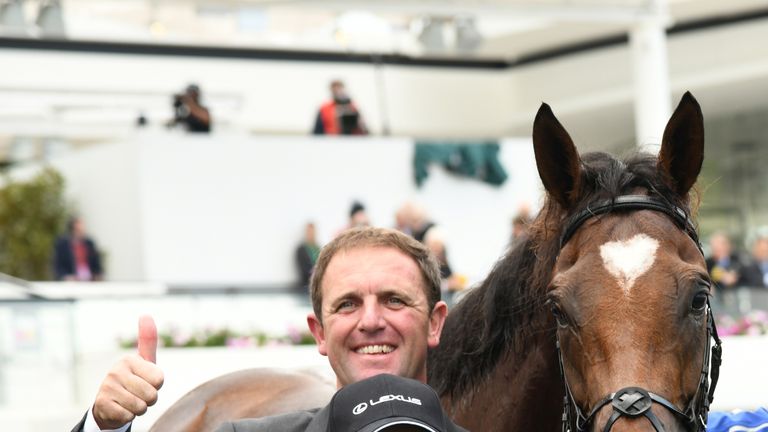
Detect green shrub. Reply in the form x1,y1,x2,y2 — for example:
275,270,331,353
0,168,68,280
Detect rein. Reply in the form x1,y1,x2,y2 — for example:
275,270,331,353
555,195,723,432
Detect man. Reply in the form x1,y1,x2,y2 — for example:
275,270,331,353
54,217,104,281
347,201,370,229
73,227,457,432
295,221,321,290
312,80,368,135
741,233,768,288
705,232,745,290
171,83,211,133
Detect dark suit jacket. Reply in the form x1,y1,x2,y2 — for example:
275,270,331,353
71,412,87,432
740,261,768,288
71,412,132,432
705,254,747,289
215,408,322,432
54,235,103,280
72,409,318,432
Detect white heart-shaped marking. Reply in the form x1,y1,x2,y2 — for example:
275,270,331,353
599,234,659,294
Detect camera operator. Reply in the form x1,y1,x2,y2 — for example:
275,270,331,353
171,84,211,133
312,80,368,135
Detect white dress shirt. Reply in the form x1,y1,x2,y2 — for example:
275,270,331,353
84,407,131,432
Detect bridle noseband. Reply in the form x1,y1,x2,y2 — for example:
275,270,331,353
555,195,723,432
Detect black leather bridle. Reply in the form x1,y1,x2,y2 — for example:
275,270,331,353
554,195,723,432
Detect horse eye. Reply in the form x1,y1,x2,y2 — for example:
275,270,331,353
691,292,708,312
550,304,569,328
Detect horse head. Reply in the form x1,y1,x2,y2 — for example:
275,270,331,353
533,92,721,432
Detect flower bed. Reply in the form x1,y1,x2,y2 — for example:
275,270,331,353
717,310,768,336
119,325,316,349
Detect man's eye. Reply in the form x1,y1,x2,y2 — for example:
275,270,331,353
337,300,356,311
387,297,405,306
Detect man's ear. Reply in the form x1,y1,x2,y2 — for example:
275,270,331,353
307,313,328,356
427,301,448,349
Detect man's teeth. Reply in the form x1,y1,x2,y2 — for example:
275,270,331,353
356,345,394,354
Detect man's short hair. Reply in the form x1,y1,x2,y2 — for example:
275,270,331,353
310,227,441,322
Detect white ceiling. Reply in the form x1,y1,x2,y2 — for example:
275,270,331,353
3,0,767,59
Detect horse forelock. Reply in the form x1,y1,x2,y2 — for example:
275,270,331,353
428,150,700,404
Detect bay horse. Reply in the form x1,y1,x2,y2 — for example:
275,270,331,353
152,92,721,432
428,91,721,432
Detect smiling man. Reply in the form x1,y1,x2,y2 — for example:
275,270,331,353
73,227,464,432
307,227,446,387
214,227,458,431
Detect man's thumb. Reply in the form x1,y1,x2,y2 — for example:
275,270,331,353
138,315,157,363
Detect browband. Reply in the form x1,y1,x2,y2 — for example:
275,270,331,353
559,195,702,254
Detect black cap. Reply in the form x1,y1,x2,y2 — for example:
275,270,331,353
327,374,462,432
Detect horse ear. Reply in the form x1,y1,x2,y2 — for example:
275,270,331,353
533,103,581,209
657,91,704,196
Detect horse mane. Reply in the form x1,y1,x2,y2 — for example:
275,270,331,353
428,150,700,400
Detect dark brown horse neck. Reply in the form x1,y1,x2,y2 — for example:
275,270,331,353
440,314,563,432
428,219,566,431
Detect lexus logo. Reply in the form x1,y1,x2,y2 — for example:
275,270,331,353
353,402,368,415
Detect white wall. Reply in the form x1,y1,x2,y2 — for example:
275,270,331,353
0,48,512,137
33,133,540,286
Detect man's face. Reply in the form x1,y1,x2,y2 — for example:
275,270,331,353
305,223,316,243
73,219,86,237
307,246,447,387
350,211,369,228
754,238,768,260
331,83,347,100
710,234,731,259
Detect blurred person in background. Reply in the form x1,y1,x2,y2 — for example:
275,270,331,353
170,83,211,133
295,222,321,291
406,203,437,244
347,201,370,229
706,232,745,291
741,230,768,288
509,204,532,247
400,203,464,304
53,216,103,281
334,201,371,238
312,80,367,135
706,232,745,316
423,227,465,306
394,202,413,236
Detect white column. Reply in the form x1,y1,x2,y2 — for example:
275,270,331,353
629,0,671,154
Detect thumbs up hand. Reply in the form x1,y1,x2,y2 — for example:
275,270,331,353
92,316,165,430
